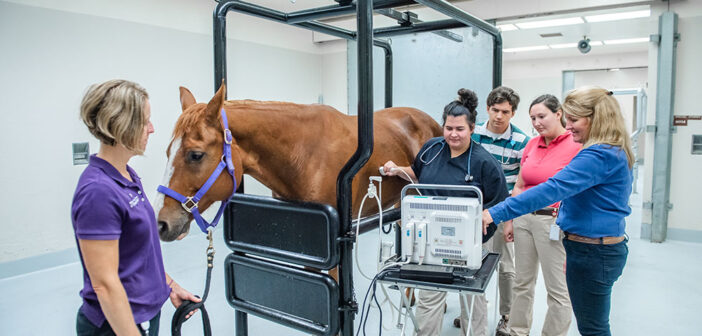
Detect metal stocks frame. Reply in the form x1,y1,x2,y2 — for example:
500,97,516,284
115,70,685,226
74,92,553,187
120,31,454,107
214,1,502,335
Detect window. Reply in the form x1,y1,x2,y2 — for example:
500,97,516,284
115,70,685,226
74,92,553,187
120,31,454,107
692,135,702,155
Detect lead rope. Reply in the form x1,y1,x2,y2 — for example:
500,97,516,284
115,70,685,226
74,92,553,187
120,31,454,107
171,231,215,336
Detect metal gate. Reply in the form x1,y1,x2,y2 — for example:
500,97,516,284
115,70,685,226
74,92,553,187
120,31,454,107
215,1,502,335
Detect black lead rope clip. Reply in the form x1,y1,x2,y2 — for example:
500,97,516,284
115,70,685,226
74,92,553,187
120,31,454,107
171,231,215,336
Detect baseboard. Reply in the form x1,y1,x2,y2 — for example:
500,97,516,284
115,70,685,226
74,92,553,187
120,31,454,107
640,223,702,243
641,222,652,240
0,248,79,280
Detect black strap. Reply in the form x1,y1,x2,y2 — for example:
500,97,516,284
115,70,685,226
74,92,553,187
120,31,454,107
171,237,215,336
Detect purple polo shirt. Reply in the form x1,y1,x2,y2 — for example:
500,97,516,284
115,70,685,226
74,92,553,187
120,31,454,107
72,154,170,327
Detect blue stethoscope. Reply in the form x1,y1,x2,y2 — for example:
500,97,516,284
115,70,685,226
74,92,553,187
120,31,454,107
418,139,474,182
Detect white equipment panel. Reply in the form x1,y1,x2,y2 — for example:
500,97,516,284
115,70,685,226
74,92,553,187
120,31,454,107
401,194,482,269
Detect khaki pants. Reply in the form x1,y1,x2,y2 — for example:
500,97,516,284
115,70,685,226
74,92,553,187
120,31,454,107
509,214,572,336
415,290,488,336
415,241,491,336
491,224,516,316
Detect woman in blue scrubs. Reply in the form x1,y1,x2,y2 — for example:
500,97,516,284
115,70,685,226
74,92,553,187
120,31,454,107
383,88,509,336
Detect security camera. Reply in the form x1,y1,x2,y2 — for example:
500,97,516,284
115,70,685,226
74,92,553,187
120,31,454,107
578,37,591,54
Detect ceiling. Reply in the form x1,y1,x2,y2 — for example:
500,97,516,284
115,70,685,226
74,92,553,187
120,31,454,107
247,0,654,59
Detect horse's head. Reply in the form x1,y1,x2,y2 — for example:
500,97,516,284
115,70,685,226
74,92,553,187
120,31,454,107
155,84,243,241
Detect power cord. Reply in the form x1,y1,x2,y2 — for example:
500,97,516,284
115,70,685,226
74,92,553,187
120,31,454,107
354,176,405,331
356,262,407,336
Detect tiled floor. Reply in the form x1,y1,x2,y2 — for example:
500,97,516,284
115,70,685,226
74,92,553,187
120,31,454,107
1,178,699,335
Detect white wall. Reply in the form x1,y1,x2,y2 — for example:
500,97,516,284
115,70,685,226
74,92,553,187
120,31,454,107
503,52,647,135
320,41,349,113
641,2,702,240
0,0,334,262
573,68,649,134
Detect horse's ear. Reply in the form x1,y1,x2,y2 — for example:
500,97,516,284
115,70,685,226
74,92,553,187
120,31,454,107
179,87,197,113
204,82,226,124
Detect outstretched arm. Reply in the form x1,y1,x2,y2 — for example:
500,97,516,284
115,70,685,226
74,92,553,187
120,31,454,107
382,160,417,182
484,147,609,231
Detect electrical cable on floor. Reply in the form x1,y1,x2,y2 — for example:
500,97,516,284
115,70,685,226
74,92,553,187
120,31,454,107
356,262,407,336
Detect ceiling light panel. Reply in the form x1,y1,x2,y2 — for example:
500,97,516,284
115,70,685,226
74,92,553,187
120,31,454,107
604,37,649,45
497,24,518,31
585,10,650,23
549,43,577,49
515,17,584,29
503,45,549,53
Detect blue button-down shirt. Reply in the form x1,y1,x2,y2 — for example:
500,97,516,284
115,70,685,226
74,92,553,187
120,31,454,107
489,144,632,238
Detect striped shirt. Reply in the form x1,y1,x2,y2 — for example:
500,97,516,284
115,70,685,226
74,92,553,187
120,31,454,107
472,122,530,192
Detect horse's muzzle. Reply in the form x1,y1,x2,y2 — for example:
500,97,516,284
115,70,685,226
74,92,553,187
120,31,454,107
158,219,190,242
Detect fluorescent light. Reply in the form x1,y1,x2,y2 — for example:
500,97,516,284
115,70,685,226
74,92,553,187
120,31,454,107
603,37,649,45
515,17,584,29
497,24,518,31
549,43,577,49
585,10,650,23
503,45,549,53
590,41,603,46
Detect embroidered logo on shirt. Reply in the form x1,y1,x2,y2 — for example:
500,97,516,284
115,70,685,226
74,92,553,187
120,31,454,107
129,195,139,208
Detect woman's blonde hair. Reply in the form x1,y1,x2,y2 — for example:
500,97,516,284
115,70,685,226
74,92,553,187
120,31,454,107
562,86,634,168
80,80,149,154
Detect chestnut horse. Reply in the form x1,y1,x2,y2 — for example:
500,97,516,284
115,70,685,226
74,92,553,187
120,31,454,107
155,84,441,242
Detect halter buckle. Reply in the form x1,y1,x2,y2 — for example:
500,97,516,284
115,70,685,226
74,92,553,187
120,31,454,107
223,129,233,145
181,197,199,213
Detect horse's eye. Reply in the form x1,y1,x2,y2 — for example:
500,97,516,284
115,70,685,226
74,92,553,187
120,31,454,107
187,151,205,162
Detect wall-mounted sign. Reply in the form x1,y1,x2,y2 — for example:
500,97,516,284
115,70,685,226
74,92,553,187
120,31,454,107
673,115,702,126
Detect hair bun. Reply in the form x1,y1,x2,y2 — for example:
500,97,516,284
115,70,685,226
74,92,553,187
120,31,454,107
457,88,478,113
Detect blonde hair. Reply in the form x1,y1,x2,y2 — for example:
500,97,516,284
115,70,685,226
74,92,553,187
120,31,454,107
562,86,634,168
80,80,149,154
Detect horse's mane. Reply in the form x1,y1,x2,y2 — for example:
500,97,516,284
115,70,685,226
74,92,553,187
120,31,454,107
172,100,338,139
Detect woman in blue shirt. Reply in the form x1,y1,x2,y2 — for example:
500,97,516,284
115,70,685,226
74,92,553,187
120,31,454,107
482,87,633,336
383,88,509,336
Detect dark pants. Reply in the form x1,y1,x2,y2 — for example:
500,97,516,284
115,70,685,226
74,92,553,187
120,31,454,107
76,309,160,336
563,238,628,336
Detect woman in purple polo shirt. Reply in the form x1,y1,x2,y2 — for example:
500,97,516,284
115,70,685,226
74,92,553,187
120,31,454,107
483,87,633,336
73,80,199,335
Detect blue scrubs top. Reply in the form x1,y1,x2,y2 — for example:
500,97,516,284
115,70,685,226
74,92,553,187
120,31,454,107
411,137,509,242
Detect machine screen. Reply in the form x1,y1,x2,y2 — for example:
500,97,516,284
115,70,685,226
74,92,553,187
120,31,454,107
441,226,455,236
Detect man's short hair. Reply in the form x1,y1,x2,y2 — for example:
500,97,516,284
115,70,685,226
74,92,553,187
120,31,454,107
486,86,520,112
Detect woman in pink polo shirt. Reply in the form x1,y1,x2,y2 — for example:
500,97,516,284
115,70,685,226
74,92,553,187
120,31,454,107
503,94,581,336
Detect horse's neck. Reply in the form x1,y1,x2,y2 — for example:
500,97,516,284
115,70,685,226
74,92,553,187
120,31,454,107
225,102,322,198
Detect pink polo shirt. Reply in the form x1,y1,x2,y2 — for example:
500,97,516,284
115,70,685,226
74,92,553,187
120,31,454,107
520,131,581,207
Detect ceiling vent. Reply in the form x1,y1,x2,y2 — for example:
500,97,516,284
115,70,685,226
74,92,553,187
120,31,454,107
540,32,563,38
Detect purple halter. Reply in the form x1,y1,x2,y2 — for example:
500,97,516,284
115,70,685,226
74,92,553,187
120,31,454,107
157,108,238,234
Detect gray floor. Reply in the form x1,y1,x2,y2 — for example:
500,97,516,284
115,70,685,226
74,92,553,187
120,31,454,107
1,177,700,335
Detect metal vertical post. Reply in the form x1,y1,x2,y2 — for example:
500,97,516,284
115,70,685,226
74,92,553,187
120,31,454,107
214,2,230,94
373,40,393,108
235,310,248,336
337,0,373,335
493,34,503,88
651,11,679,243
